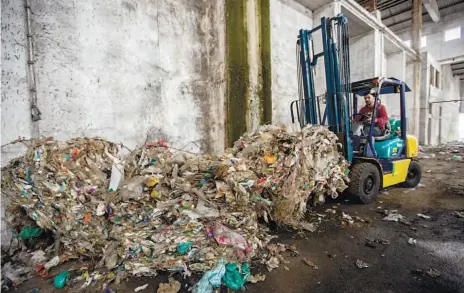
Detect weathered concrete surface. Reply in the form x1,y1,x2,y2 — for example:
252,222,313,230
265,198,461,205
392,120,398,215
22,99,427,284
383,51,406,121
1,0,32,165
1,0,225,159
350,32,376,82
417,52,461,145
270,0,312,128
1,0,226,249
398,11,464,62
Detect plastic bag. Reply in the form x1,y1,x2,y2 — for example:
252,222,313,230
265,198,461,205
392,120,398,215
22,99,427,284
222,263,250,290
53,271,70,288
176,242,194,255
192,259,226,293
18,226,43,239
207,223,251,252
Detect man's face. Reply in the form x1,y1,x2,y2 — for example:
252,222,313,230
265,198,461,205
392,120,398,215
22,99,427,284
364,94,374,108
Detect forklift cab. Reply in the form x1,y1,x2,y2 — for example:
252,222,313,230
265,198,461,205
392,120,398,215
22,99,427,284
350,77,416,160
343,77,421,204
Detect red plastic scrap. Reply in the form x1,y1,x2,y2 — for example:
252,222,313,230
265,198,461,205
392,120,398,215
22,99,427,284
157,139,169,149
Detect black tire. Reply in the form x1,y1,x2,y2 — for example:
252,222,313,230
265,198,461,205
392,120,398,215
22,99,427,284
348,162,381,204
401,161,421,188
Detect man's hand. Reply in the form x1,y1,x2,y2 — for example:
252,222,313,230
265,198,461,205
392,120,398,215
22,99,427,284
364,112,372,124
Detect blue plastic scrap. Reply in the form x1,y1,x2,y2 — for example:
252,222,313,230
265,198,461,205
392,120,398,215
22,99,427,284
176,241,194,255
192,259,226,293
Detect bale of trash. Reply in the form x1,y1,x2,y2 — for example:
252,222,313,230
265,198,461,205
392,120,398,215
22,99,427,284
1,125,348,289
231,125,349,227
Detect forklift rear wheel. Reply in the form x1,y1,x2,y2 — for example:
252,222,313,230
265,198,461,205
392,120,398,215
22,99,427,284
348,162,380,204
401,161,421,188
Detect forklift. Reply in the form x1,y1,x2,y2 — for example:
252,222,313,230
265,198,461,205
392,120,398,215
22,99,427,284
290,14,421,203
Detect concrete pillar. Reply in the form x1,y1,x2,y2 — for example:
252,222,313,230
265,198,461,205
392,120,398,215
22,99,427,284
373,30,384,77
411,0,422,139
419,52,429,145
461,82,464,113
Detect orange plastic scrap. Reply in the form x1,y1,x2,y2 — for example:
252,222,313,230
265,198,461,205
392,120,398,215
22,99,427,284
71,148,80,159
264,153,277,164
83,213,91,223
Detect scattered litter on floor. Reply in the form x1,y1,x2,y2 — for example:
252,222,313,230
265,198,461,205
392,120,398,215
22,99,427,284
379,239,391,245
453,211,464,218
407,238,416,245
426,268,441,278
342,212,354,224
302,257,319,269
365,241,376,248
382,210,410,225
383,210,404,221
157,278,181,293
365,237,390,245
134,284,149,292
426,170,431,173
403,188,416,193
449,155,462,161
417,183,426,188
417,213,431,219
249,274,266,283
355,260,369,269
1,126,349,290
325,209,337,214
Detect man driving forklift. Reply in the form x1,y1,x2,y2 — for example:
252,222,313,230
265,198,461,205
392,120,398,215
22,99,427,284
353,93,389,136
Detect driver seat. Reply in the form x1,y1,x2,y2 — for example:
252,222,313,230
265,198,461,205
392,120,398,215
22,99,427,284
373,120,392,141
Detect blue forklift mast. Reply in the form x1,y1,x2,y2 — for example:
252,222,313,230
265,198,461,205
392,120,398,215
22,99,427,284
290,14,353,162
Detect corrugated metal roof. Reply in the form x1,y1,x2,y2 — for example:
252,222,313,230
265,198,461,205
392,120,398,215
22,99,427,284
438,0,463,9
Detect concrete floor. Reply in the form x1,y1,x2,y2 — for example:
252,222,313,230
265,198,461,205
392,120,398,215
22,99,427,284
13,156,464,293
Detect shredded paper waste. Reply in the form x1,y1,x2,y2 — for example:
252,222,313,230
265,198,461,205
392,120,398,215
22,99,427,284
1,125,349,291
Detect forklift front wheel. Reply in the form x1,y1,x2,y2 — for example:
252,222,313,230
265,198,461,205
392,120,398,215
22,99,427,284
401,161,421,188
348,162,380,204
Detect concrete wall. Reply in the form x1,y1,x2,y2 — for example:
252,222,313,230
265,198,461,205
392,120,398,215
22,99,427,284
1,0,226,166
397,11,464,62
1,0,32,165
418,52,461,145
350,32,376,82
383,51,406,120
270,0,312,128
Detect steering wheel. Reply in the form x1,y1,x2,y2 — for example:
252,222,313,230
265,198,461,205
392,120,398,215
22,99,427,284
352,113,372,125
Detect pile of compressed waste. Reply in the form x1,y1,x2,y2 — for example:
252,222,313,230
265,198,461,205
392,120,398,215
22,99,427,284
1,125,349,292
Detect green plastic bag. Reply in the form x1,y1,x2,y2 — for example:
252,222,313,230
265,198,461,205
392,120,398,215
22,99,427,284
19,226,43,239
177,241,194,255
222,263,250,290
53,271,70,288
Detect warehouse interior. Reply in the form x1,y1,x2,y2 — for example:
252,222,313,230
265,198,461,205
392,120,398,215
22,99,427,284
2,0,463,164
1,0,464,292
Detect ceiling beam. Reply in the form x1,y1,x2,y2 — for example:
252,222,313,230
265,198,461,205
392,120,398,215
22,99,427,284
453,68,464,75
422,0,440,22
439,55,464,65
